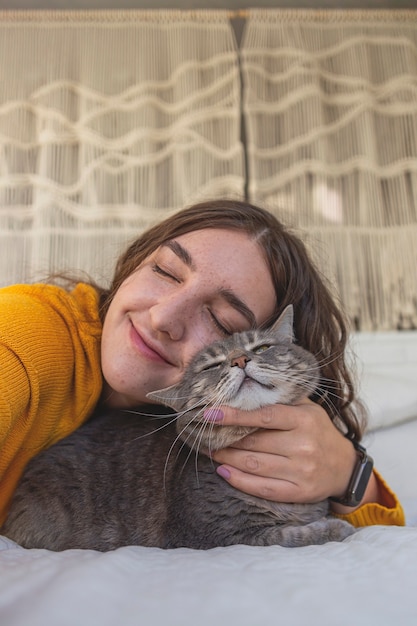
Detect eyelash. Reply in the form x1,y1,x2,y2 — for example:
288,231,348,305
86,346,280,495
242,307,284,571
152,263,180,283
152,263,231,337
209,312,232,337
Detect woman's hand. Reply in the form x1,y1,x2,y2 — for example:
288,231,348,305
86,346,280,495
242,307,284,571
206,399,374,510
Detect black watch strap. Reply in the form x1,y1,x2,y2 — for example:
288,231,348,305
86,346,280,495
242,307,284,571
330,438,374,508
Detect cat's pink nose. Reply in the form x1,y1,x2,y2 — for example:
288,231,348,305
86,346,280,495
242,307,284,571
231,354,250,369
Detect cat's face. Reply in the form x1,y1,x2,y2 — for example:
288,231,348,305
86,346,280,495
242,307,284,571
147,305,319,451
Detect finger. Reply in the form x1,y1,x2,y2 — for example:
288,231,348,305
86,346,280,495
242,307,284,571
203,400,313,430
215,464,307,503
212,441,329,501
212,447,291,480
227,428,293,455
231,425,321,463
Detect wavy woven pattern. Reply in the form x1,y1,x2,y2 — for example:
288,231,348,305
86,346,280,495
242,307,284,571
242,9,417,330
0,10,243,285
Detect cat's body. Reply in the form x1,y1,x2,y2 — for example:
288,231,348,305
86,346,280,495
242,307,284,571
2,306,355,551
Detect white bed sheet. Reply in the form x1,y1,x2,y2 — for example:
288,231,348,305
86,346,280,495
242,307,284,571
0,524,417,626
1,330,416,626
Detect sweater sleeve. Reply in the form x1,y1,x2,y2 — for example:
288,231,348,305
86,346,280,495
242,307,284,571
0,283,103,525
334,470,406,527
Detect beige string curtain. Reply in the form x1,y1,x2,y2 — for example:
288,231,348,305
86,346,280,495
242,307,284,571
0,10,243,286
242,9,417,331
1,9,417,332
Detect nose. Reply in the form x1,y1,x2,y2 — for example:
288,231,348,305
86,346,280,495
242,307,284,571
149,297,186,341
230,352,251,369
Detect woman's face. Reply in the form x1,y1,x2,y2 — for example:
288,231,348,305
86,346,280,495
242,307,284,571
101,228,276,407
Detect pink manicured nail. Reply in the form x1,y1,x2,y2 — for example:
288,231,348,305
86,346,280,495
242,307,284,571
203,409,224,422
216,466,231,480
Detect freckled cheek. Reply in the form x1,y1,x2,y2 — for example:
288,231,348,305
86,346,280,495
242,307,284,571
182,334,207,366
182,320,219,364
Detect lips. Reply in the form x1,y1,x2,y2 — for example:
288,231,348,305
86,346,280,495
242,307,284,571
129,322,174,366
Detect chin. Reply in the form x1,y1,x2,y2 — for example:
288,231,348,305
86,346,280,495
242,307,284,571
222,389,272,412
180,422,257,452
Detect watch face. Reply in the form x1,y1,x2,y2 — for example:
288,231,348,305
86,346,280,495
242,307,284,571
351,457,374,504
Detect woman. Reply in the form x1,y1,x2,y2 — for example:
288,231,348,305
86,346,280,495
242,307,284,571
0,199,404,529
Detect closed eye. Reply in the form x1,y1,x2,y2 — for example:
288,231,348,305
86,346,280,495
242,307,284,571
208,311,232,337
152,263,180,283
201,360,224,371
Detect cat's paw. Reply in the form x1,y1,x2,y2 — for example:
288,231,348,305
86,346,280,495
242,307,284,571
326,518,356,542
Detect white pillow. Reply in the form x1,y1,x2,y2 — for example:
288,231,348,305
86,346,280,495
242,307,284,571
348,331,417,431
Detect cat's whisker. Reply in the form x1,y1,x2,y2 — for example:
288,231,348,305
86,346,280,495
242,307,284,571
319,381,354,400
190,409,224,479
131,393,218,447
192,421,210,483
314,350,345,370
168,412,214,487
122,408,171,419
311,386,349,430
161,395,221,486
202,394,232,459
128,413,181,442
162,432,190,491
317,384,347,402
174,393,229,480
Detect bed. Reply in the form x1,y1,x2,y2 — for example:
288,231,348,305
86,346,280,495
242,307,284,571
1,329,417,626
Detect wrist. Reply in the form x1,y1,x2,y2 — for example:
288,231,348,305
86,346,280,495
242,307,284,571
330,471,378,514
329,438,374,511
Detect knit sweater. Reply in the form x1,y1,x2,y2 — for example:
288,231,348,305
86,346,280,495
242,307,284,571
0,282,405,529
0,282,103,525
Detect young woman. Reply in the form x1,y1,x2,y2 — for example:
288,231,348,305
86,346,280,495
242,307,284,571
0,199,404,529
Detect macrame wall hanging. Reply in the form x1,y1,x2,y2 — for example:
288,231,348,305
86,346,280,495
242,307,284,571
0,10,243,286
242,9,417,331
1,8,417,331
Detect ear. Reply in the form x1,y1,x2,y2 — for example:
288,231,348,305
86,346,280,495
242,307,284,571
269,304,294,343
146,385,184,412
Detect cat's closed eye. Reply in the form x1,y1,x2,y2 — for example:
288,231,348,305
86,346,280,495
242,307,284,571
201,360,223,372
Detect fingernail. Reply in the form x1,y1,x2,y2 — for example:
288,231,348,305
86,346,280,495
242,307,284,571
203,409,224,422
216,466,231,480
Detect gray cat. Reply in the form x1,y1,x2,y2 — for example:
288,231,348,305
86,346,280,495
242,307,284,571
2,305,355,551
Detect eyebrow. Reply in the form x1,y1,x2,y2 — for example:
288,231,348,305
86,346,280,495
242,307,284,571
162,239,257,328
218,288,257,329
164,240,196,270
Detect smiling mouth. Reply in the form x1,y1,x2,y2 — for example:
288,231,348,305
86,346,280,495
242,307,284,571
129,322,174,366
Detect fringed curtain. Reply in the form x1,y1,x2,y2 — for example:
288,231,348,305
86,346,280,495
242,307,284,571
0,10,243,286
242,9,417,331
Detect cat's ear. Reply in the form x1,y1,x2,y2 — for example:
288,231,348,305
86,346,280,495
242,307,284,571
269,304,294,343
146,385,184,412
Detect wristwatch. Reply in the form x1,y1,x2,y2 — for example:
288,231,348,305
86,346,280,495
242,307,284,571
330,438,374,508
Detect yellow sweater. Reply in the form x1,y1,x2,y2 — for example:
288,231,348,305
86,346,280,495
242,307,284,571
0,282,103,525
0,282,405,529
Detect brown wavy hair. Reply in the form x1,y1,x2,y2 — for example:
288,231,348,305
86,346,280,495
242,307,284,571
99,199,366,440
